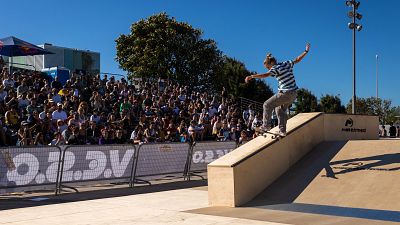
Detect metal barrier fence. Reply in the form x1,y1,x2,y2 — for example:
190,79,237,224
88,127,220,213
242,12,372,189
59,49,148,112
0,146,62,194
0,141,238,195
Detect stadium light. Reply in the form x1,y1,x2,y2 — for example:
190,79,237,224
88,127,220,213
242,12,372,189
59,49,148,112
346,0,363,114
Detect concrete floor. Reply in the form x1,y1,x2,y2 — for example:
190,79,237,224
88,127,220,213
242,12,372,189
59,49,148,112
1,140,399,225
0,188,287,225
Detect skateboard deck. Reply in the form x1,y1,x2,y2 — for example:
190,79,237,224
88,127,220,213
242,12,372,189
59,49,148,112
261,131,285,139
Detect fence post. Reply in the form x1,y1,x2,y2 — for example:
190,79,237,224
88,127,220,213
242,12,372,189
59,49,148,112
54,146,63,196
183,142,204,181
129,143,151,187
56,146,78,195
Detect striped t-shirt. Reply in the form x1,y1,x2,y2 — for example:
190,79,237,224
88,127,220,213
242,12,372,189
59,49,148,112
269,60,298,91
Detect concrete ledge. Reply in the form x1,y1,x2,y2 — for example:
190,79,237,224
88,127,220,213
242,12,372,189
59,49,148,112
208,113,379,207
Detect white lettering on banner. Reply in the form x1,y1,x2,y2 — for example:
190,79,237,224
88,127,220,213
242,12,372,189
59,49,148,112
2,148,136,188
110,149,135,177
7,153,39,185
192,149,231,164
46,152,60,182
82,151,107,180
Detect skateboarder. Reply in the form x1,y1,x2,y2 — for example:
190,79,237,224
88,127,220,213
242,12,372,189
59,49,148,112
245,43,311,136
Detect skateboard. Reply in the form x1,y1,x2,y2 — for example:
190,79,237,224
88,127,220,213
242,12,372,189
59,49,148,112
261,131,285,139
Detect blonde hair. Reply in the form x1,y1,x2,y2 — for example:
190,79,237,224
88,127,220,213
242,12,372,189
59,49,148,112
264,53,277,66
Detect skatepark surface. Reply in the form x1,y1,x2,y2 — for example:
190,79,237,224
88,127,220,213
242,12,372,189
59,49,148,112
1,139,399,225
188,140,400,224
1,113,399,224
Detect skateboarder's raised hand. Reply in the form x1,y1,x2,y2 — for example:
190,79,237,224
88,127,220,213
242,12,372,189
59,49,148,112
294,43,311,64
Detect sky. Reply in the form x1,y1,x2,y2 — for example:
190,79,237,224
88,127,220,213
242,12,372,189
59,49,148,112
1,0,399,106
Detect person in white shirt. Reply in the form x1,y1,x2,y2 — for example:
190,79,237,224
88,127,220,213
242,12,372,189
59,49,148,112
52,103,67,122
2,75,15,90
90,111,101,124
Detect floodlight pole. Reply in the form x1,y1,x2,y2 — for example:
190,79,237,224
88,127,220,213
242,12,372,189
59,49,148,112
376,54,379,99
352,4,356,114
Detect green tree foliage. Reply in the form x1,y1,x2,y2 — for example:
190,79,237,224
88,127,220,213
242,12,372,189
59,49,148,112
115,13,223,91
346,97,397,124
294,88,319,114
319,94,345,113
215,56,274,102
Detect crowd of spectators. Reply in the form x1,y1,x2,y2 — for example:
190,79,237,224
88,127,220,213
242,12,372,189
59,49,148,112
0,64,268,147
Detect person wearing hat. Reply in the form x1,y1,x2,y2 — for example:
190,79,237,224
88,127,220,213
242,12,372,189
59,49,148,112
56,119,68,133
52,102,67,123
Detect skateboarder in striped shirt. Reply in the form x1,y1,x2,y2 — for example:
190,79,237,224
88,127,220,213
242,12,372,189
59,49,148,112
245,43,311,136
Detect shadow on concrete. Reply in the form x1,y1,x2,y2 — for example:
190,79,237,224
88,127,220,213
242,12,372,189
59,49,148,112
0,179,207,211
329,153,400,175
245,141,347,207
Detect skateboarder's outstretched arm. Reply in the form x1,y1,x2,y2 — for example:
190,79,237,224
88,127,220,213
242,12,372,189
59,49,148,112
245,71,272,83
293,43,311,64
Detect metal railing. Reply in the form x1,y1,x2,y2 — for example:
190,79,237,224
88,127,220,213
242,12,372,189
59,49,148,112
239,97,263,114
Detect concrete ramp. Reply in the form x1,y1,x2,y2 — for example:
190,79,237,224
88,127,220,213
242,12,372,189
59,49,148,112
208,113,379,207
190,140,400,224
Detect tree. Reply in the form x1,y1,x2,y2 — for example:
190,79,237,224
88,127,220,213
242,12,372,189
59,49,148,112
346,97,396,124
115,13,223,92
319,94,345,113
214,56,274,102
293,88,319,114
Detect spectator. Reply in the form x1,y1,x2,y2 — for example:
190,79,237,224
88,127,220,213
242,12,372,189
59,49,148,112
5,106,19,130
130,125,144,144
177,121,188,143
51,76,62,90
252,113,263,131
380,125,387,137
33,132,46,146
218,120,230,141
17,121,33,146
99,128,113,145
52,103,68,122
49,131,65,146
389,123,396,138
62,124,75,143
114,129,126,144
188,120,203,143
87,120,101,144
3,73,15,91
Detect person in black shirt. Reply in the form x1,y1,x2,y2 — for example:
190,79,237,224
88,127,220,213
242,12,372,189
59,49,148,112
114,129,126,144
51,76,62,90
389,123,397,138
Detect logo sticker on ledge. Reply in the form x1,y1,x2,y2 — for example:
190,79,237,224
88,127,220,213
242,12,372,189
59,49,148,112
342,118,366,133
